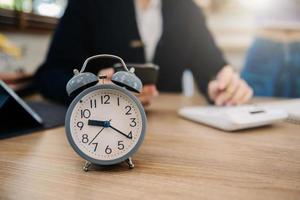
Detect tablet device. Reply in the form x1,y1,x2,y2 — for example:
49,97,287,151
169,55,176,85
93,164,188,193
0,80,43,137
114,63,159,85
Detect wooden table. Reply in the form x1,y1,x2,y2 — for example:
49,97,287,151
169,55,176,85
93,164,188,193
1,94,300,200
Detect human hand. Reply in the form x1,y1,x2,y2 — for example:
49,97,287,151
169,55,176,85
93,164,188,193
98,68,115,84
98,68,159,106
138,84,159,106
208,66,253,106
0,71,32,91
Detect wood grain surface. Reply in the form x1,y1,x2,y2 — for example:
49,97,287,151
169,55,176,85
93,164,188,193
0,94,300,200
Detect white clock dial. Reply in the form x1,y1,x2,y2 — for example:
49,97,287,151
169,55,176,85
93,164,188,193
69,88,143,161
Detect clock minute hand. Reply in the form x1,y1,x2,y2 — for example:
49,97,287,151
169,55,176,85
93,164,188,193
109,125,132,139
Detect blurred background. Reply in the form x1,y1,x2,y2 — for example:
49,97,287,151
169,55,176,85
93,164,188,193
0,0,257,74
1,0,299,97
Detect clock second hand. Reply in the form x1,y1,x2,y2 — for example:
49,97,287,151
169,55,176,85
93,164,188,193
88,127,104,145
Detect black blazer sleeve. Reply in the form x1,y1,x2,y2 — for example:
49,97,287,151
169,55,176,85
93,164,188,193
185,0,227,96
35,0,93,104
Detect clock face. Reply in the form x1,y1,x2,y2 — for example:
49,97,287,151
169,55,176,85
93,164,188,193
66,84,146,165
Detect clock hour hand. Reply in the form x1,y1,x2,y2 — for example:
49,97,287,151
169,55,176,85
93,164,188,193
109,125,132,139
88,120,111,128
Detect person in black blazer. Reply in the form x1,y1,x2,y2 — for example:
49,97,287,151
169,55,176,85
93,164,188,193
35,0,253,106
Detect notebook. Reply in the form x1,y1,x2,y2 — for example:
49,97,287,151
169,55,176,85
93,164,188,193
258,99,300,124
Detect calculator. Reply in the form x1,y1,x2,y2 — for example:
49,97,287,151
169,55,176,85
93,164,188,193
178,105,288,131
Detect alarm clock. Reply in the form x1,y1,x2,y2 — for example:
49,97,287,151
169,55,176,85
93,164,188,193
65,54,147,171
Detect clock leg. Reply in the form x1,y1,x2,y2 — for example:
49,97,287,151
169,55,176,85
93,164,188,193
83,161,92,172
126,157,134,169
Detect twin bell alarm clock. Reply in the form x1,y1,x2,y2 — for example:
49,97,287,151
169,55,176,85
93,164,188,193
65,54,147,172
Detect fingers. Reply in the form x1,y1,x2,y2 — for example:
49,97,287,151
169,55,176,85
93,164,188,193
215,88,234,106
216,66,234,90
139,94,152,106
228,82,253,105
227,80,247,105
98,68,115,84
216,80,253,106
7,82,29,91
212,73,240,106
138,85,159,106
208,80,219,100
241,87,253,104
209,65,235,104
98,68,114,79
208,66,253,106
216,73,240,105
146,85,159,97
0,72,31,84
